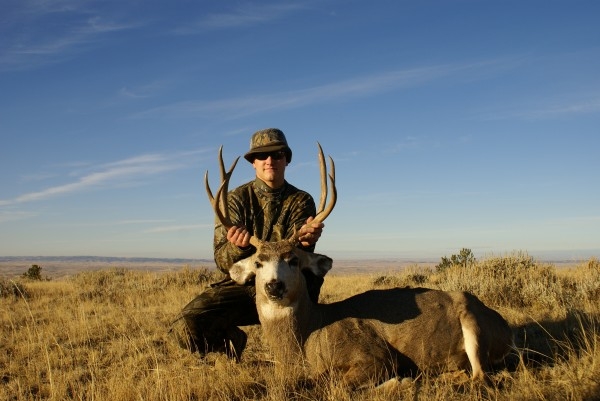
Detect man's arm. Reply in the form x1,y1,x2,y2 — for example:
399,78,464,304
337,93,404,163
298,216,324,248
213,221,254,274
213,188,254,273
286,193,321,251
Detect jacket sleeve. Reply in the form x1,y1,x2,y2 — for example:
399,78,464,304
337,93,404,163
213,190,253,274
285,192,317,253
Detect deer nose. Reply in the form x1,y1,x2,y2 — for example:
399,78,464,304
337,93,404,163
265,280,286,300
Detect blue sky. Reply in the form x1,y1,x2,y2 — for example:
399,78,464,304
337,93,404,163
1,0,599,262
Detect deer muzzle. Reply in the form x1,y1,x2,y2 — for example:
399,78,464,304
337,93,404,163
265,279,286,300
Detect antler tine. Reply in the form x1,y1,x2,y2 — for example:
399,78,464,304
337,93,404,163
218,145,226,181
205,146,237,203
204,170,215,205
204,146,240,230
206,146,261,248
313,155,336,224
212,179,234,230
291,144,337,245
316,142,327,215
214,176,262,248
205,171,234,230
218,147,240,225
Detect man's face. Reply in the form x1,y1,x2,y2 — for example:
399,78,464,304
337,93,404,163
252,150,287,188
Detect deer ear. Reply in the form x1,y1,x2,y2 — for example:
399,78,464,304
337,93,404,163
229,257,256,284
297,250,332,278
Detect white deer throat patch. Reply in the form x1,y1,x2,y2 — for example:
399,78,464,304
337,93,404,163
258,299,298,322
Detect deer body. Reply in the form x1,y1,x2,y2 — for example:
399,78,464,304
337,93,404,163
229,245,514,387
206,144,513,388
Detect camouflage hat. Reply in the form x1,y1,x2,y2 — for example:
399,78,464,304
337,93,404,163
244,128,292,163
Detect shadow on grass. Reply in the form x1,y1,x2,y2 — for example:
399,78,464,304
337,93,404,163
511,310,597,370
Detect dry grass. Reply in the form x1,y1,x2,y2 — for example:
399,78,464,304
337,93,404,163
1,255,600,400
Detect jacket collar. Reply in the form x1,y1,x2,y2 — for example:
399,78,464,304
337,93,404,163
252,178,287,200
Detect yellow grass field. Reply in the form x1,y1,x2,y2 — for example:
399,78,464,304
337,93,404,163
2,253,599,400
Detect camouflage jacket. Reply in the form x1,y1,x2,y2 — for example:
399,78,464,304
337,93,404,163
213,178,317,274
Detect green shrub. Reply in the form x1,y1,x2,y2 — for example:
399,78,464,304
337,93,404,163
21,264,46,281
435,248,476,272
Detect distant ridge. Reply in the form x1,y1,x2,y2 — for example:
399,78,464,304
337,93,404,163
1,252,595,279
0,255,213,264
0,256,218,278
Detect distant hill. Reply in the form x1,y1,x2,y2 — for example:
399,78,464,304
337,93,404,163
0,256,217,278
0,255,213,264
1,252,593,279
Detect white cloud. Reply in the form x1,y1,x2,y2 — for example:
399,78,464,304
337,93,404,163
521,97,600,119
174,3,306,33
474,93,600,121
143,224,209,234
115,219,174,225
117,80,169,99
131,61,501,120
0,210,37,223
0,151,202,206
0,2,141,71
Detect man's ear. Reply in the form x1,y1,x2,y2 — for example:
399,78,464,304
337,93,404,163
296,249,333,278
229,257,256,284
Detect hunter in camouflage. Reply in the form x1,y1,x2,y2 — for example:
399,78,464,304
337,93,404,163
171,128,325,360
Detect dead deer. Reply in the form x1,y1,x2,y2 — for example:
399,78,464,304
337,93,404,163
205,144,514,388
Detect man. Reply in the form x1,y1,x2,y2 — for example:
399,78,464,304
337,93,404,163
172,128,325,360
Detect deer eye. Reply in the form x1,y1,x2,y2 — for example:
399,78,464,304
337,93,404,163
287,254,299,267
254,261,263,269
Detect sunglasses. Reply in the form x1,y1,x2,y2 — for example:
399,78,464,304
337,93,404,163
253,150,286,161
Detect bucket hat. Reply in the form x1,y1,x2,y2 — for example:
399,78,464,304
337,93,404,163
244,128,292,163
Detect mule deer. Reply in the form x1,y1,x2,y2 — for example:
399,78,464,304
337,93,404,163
206,144,514,388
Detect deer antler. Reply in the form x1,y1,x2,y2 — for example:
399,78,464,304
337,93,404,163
290,143,336,245
206,143,336,249
205,146,238,228
314,142,336,224
205,147,262,248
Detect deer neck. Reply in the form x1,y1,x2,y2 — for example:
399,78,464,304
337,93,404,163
256,288,317,357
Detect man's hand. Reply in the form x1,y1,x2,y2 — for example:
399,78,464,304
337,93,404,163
298,216,324,247
227,225,252,249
